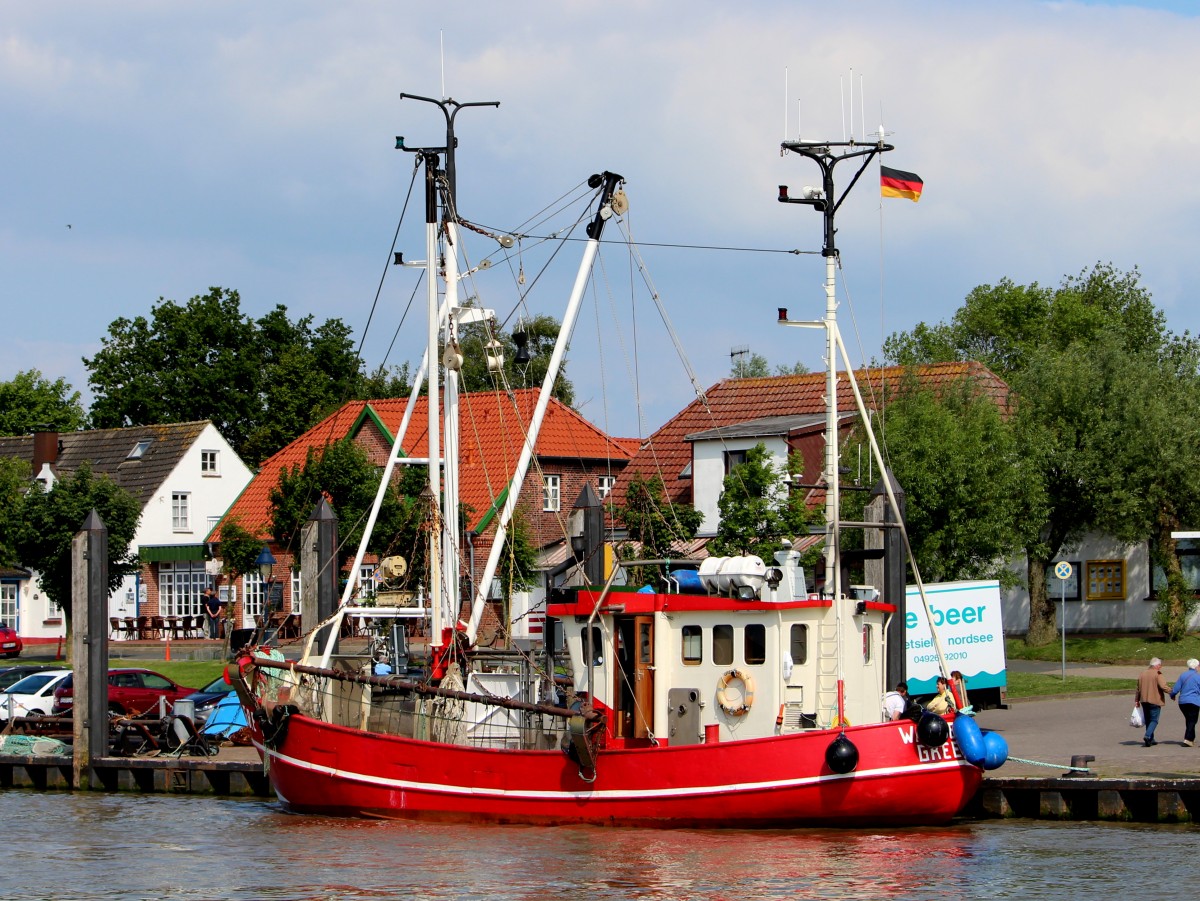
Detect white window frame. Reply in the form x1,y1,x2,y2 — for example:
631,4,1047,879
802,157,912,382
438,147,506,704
243,571,267,627
200,449,220,475
597,475,616,499
290,568,302,608
172,492,191,531
358,564,378,600
158,562,207,617
0,583,18,631
543,474,561,512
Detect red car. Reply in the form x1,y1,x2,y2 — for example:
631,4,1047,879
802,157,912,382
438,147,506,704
0,622,22,659
52,668,197,716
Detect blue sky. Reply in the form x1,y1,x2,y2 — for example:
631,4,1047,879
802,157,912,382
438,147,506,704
4,1,1200,442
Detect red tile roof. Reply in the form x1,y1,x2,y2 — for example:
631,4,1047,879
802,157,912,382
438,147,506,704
612,361,1010,507
214,389,634,540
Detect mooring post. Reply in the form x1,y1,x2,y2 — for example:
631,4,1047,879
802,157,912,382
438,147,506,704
71,508,110,790
302,496,339,653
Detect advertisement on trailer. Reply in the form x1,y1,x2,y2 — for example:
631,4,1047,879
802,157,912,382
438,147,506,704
905,580,1006,700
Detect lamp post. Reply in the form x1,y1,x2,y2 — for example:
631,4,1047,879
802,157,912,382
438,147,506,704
255,544,276,615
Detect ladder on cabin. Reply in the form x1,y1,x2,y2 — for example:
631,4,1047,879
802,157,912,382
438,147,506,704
816,623,840,726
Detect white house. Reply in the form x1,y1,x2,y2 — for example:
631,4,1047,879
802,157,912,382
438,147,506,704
0,422,253,644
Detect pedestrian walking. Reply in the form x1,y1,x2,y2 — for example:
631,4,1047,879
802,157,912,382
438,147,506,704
1169,657,1200,747
1136,657,1170,747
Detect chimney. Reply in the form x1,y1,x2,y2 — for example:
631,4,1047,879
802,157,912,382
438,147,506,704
32,428,60,474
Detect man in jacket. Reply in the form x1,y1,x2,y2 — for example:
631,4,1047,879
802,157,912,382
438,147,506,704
1169,658,1200,747
1136,657,1170,747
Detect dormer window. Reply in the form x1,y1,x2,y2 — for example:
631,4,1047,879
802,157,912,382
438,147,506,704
127,440,152,460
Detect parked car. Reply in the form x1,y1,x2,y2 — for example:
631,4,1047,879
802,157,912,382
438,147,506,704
0,669,72,720
181,674,236,725
0,665,66,692
0,621,22,658
52,668,197,717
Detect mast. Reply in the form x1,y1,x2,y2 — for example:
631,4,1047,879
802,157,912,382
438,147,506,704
776,134,889,726
464,172,625,645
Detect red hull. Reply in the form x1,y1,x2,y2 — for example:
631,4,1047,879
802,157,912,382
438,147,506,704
255,714,981,827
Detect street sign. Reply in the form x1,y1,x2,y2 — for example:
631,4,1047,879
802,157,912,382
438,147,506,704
1053,561,1073,581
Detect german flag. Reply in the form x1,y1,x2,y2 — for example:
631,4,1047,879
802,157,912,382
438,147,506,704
880,166,923,202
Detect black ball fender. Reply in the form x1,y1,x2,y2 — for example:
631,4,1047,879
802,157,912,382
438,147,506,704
917,712,949,748
825,733,859,774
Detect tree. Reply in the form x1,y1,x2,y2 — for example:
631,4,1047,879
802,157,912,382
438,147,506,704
0,458,30,567
217,518,266,586
885,263,1189,645
455,313,575,405
0,369,86,436
708,444,811,559
861,374,1039,584
616,474,702,585
13,464,141,635
730,352,808,378
85,287,367,466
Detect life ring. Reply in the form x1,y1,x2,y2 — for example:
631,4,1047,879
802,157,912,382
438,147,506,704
716,668,755,717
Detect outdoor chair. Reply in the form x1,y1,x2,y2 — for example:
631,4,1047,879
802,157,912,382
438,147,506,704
109,617,121,639
136,615,154,640
121,617,138,640
151,615,166,640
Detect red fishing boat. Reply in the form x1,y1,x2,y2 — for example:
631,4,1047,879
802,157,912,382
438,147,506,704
232,93,1007,827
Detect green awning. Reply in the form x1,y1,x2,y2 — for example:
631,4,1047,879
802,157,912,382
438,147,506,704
139,544,207,563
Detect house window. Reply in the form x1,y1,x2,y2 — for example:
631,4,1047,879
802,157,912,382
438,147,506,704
358,564,378,600
291,568,302,607
543,474,561,512
159,561,207,617
597,476,616,499
1,583,18,631
243,571,267,624
127,439,152,460
744,623,766,665
723,450,748,474
201,449,219,475
171,492,190,531
713,624,734,666
1086,560,1126,600
681,625,702,665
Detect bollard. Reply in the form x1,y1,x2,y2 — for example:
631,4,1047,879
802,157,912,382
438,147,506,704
1063,754,1095,777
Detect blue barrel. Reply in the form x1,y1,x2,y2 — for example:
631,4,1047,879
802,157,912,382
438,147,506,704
952,714,986,766
982,729,1009,770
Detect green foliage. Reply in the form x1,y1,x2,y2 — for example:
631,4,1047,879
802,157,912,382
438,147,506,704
268,438,423,573
218,519,266,582
708,445,810,559
866,374,1039,585
0,458,31,567
616,473,702,578
13,463,141,630
359,363,416,399
455,313,574,406
496,509,539,596
0,369,87,436
85,287,365,467
730,352,808,378
1153,570,1196,643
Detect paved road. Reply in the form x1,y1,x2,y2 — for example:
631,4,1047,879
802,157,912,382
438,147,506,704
977,660,1200,779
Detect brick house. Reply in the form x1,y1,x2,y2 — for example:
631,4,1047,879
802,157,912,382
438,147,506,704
0,422,253,643
210,389,635,637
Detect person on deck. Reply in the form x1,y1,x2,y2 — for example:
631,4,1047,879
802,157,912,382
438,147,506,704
1136,657,1170,747
925,676,956,715
1169,658,1200,747
882,682,910,721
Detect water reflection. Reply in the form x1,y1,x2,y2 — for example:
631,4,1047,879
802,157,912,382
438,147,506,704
2,792,1196,901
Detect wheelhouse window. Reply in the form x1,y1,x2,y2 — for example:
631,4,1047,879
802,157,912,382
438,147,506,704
862,624,873,663
171,492,190,531
744,623,766,666
713,624,734,666
581,626,603,665
543,474,561,512
681,625,702,665
790,623,808,666
1086,560,1125,600
201,449,219,475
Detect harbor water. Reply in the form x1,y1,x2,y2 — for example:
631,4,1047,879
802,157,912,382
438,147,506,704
4,792,1198,901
